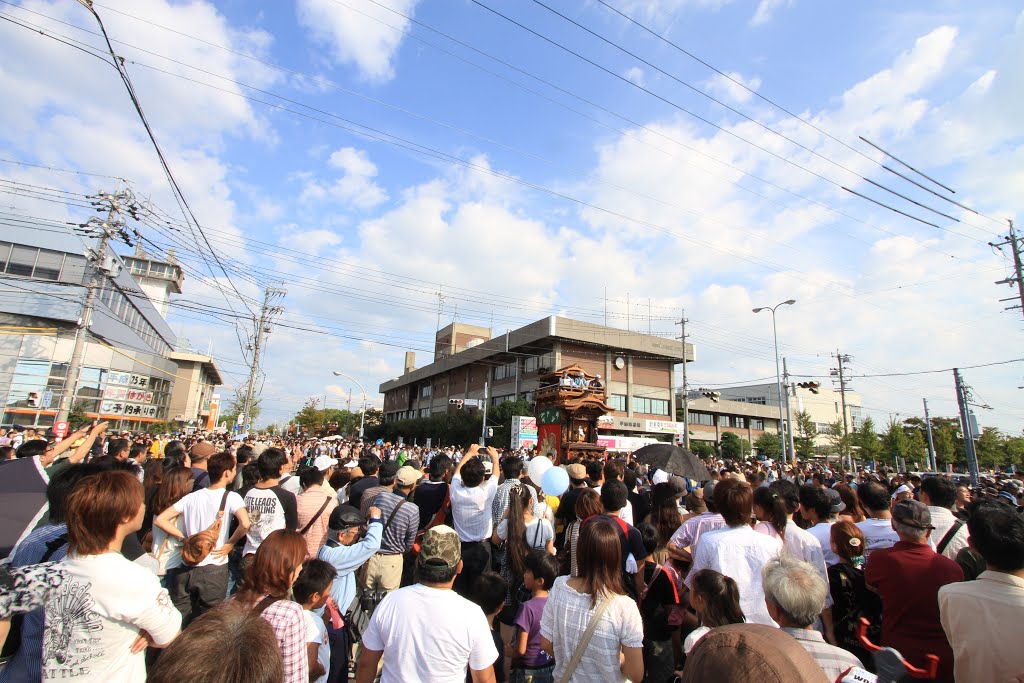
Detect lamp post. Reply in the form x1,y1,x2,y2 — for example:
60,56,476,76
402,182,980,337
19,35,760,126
332,371,367,439
753,299,796,465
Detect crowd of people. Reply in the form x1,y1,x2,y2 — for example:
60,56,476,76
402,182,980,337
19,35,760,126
1,424,1023,683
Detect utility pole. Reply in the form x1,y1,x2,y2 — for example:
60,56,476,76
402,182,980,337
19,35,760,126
923,398,937,471
241,287,286,433
782,358,796,464
675,309,690,449
57,189,141,423
953,369,980,486
831,351,852,470
991,219,1024,322
480,381,489,446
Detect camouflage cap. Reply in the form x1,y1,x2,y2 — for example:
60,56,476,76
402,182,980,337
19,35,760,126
420,524,461,569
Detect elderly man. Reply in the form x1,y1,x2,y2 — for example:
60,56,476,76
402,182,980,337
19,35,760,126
762,555,862,681
865,500,963,682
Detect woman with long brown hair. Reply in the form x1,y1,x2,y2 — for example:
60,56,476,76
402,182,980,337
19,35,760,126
540,516,644,683
562,488,603,577
149,467,194,580
836,483,866,523
232,529,309,683
645,483,683,564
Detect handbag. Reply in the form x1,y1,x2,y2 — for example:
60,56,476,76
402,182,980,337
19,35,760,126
181,490,230,565
558,596,612,683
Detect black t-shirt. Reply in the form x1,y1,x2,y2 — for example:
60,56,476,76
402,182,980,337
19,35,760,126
640,563,678,642
412,480,448,529
348,475,379,511
588,514,646,598
557,487,585,524
191,467,211,491
629,488,652,527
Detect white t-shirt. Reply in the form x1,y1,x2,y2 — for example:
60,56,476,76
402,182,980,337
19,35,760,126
361,584,497,683
450,473,499,542
280,474,302,497
807,521,842,566
496,517,555,550
686,525,782,627
539,577,644,683
151,516,185,575
243,487,293,556
42,553,180,682
855,518,900,561
303,609,330,683
173,487,246,566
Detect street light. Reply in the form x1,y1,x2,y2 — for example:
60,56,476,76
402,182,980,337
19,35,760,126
753,299,796,465
332,371,367,439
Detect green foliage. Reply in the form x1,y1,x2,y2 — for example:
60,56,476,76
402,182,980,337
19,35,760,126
67,401,90,430
290,398,362,435
881,416,910,466
825,418,852,460
852,416,880,464
753,431,782,459
365,408,482,447
720,431,749,460
219,389,261,429
487,399,534,449
690,441,716,458
976,426,1004,469
794,410,817,460
145,421,178,435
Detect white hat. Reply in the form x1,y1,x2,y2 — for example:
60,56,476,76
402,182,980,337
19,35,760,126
651,469,670,485
891,484,912,499
314,455,339,472
343,459,358,468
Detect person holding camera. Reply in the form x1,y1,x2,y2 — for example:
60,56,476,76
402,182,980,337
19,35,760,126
451,445,501,596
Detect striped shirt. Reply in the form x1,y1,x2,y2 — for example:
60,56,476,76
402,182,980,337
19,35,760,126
296,486,338,557
782,627,863,681
372,490,420,554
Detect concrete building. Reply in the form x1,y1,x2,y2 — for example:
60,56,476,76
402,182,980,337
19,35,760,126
0,226,216,431
380,316,693,429
123,246,183,318
712,382,862,448
168,349,223,428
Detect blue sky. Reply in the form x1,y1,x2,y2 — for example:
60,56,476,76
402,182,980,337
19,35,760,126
1,0,1022,434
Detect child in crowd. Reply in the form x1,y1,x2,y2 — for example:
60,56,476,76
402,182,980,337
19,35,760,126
683,569,745,655
293,559,336,683
637,522,683,683
469,572,510,683
510,550,558,683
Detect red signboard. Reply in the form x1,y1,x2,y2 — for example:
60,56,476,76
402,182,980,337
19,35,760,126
53,421,69,439
537,423,561,462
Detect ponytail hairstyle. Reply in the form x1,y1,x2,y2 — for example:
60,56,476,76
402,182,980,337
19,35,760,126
690,569,745,628
505,484,533,578
753,485,789,539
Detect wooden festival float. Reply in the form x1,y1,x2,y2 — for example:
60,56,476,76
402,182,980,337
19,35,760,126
533,364,612,464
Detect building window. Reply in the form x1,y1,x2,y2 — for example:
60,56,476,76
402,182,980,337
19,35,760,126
5,245,36,277
523,352,553,374
634,397,669,415
750,418,764,430
493,361,516,381
418,408,430,418
692,412,715,426
420,385,432,398
609,394,627,411
490,394,514,407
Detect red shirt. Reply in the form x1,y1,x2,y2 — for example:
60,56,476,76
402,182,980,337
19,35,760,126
865,540,963,682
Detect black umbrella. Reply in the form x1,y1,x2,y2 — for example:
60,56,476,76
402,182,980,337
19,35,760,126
632,443,711,481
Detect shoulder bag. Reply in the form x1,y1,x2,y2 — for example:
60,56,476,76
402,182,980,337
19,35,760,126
299,494,333,536
937,519,965,555
558,596,612,683
181,489,230,565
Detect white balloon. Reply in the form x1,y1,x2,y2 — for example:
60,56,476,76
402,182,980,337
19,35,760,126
527,455,553,483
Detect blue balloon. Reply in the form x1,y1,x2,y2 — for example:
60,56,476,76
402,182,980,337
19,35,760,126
541,466,570,497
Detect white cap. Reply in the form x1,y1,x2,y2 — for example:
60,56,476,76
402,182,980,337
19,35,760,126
314,455,339,471
344,459,358,468
651,469,670,485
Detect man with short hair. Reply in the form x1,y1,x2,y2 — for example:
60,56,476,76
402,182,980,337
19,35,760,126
107,437,130,461
762,554,862,681
155,451,250,625
348,456,380,511
668,480,726,563
365,465,420,593
865,500,962,682
243,447,299,563
593,479,647,599
296,465,339,557
188,441,215,490
939,500,1024,683
413,454,452,530
920,476,970,560
854,481,900,561
799,485,842,566
360,460,400,518
355,525,498,683
450,445,500,596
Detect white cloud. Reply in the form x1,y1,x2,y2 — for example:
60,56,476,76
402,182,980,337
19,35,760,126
623,67,646,86
704,71,763,104
750,0,793,26
295,0,419,83
299,147,388,210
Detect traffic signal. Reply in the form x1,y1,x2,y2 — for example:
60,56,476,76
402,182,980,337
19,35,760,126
796,381,820,394
486,427,494,438
448,398,464,409
27,391,40,408
698,388,721,402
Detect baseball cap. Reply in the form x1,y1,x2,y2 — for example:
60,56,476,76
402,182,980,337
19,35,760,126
703,480,717,499
396,465,421,487
313,455,339,472
890,483,912,500
189,442,216,459
328,505,364,530
419,524,461,569
823,487,846,514
566,463,586,480
997,491,1018,505
892,499,934,530
343,459,358,468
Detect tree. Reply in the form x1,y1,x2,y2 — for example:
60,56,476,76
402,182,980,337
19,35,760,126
219,389,261,430
145,421,178,435
690,441,716,458
488,399,534,449
720,432,749,460
1003,435,1024,468
852,417,881,464
881,416,910,467
793,410,817,459
975,426,1003,470
825,419,852,461
67,401,90,429
753,432,782,459
930,417,964,469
